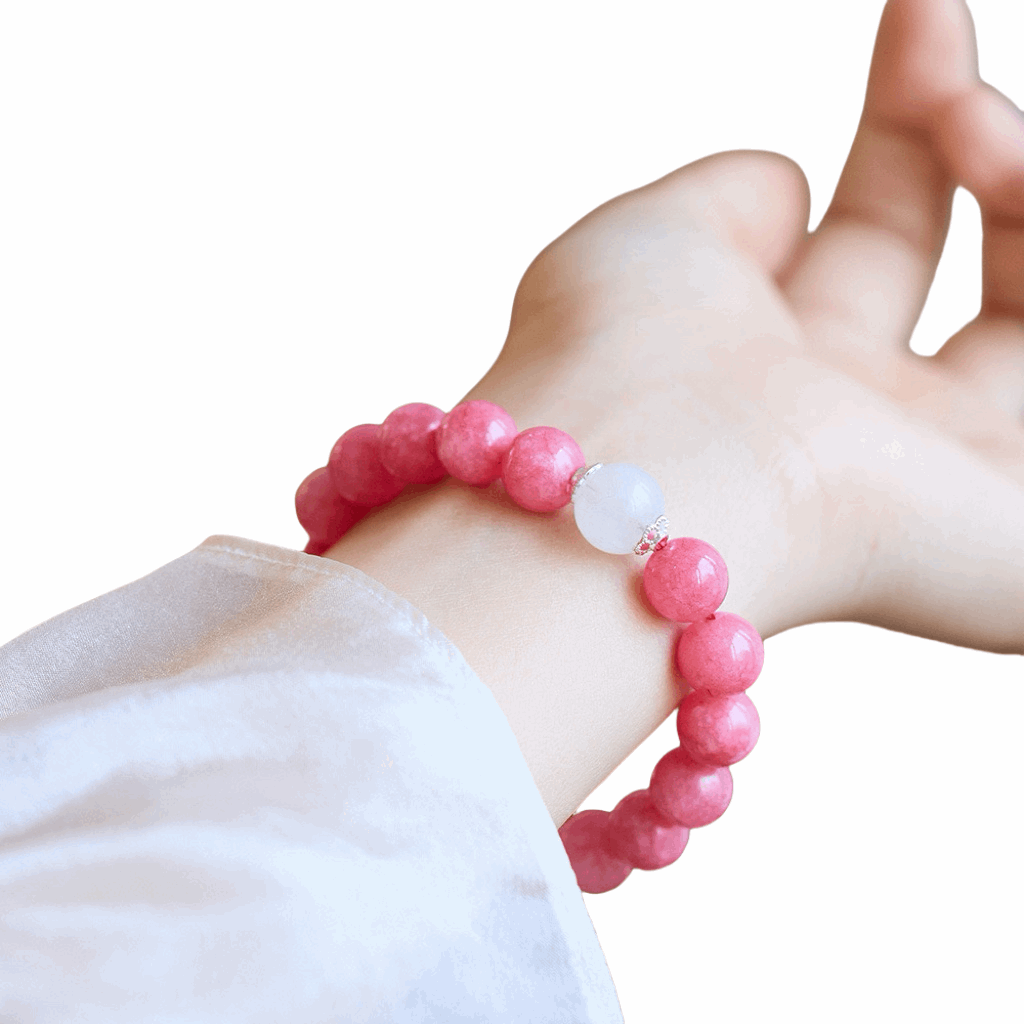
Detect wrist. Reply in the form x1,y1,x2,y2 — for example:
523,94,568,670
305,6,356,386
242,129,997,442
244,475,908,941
325,470,774,825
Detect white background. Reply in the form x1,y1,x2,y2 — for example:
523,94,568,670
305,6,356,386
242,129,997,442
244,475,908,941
1,1,1021,1020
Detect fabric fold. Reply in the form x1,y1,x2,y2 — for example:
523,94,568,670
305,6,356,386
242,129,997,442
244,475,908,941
0,536,623,1023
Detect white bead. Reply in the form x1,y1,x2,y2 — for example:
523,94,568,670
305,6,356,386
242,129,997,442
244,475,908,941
572,463,666,554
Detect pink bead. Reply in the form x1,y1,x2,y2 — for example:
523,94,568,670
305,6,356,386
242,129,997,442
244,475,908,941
378,403,448,484
435,400,517,487
607,789,689,871
649,747,734,828
675,612,764,695
295,466,369,553
676,691,760,767
501,426,585,512
643,537,729,623
327,424,405,506
558,809,633,894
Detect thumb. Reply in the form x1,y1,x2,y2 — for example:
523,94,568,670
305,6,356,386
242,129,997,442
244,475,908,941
641,148,812,278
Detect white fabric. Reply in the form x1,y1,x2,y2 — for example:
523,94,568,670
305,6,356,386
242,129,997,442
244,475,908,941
0,536,623,1023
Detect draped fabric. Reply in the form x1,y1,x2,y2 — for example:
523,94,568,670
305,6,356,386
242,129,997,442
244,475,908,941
0,536,623,1023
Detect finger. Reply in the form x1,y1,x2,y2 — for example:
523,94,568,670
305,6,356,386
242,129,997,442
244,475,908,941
933,82,1024,321
925,83,1024,412
779,0,978,370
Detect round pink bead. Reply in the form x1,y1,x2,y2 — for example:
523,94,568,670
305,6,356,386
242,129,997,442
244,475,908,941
378,403,448,484
676,691,760,767
607,789,689,871
649,747,734,828
676,612,764,695
501,426,585,512
295,466,369,553
327,424,405,507
435,400,517,487
643,537,729,623
558,809,633,894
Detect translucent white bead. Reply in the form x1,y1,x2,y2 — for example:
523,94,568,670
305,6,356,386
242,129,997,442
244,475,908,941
572,462,666,554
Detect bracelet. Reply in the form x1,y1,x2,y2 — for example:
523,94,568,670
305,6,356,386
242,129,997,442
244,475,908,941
295,399,763,893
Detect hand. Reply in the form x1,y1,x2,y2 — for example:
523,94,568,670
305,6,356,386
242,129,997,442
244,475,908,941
330,0,1022,821
471,0,1024,654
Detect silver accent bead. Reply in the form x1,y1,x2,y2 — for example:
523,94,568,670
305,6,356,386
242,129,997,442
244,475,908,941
634,515,670,556
570,463,604,503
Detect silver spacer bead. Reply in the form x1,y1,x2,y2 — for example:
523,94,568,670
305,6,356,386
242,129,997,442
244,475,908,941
634,515,670,556
570,463,604,503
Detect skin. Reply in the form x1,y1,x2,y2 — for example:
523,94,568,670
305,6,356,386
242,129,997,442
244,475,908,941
328,0,1024,826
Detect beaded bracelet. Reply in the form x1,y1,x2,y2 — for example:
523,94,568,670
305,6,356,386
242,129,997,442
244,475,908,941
295,399,763,894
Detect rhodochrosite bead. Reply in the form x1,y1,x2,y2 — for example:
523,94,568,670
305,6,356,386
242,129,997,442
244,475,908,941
572,463,665,555
558,809,633,894
649,747,733,828
295,466,370,554
501,426,585,512
607,789,689,870
378,403,447,484
436,400,517,486
643,537,728,622
676,691,760,767
676,612,764,695
328,424,405,506
296,397,766,893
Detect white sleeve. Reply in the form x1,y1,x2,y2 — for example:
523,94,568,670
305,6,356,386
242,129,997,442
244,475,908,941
0,536,624,1024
